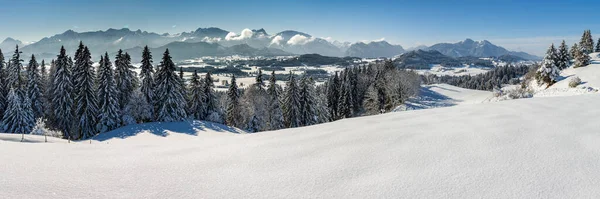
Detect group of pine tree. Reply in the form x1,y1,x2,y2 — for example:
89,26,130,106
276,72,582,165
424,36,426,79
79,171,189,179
0,42,420,140
536,29,596,85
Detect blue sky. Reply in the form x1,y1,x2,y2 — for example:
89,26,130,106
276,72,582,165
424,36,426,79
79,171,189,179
0,0,599,55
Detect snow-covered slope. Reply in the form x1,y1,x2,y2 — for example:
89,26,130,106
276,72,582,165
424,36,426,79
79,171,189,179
396,84,493,111
532,52,600,97
3,94,600,198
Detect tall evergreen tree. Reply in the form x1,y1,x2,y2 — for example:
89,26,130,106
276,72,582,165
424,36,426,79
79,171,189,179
243,69,268,132
267,71,284,130
299,74,317,126
283,72,301,128
0,49,7,119
26,55,44,119
580,30,594,54
338,69,354,118
1,88,34,135
596,38,600,53
139,46,154,113
574,44,591,68
154,49,187,122
570,43,579,60
187,70,205,120
226,75,242,127
96,54,121,133
202,72,220,122
7,45,23,91
556,40,570,70
51,46,74,139
39,60,48,101
73,46,99,139
536,44,561,85
115,50,137,110
326,72,340,120
45,60,57,119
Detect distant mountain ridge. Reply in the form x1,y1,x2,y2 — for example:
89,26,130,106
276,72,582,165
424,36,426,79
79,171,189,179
426,39,540,60
1,28,539,61
0,37,24,52
345,41,405,58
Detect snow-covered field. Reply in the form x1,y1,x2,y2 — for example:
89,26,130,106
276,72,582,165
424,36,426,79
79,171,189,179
395,84,493,111
416,64,491,76
2,94,600,198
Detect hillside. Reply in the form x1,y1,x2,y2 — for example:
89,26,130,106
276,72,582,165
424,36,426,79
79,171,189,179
529,52,600,97
2,93,600,198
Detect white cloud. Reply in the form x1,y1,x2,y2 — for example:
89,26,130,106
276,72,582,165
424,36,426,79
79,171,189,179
270,35,284,45
287,34,315,45
360,38,387,44
322,37,334,42
225,28,254,41
202,37,222,43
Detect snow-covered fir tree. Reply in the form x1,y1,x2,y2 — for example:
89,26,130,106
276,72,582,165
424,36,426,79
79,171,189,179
139,46,154,118
313,84,330,124
7,46,23,90
556,40,570,70
51,46,74,139
154,49,187,122
73,45,99,139
570,43,579,60
283,72,301,128
44,60,57,119
39,60,48,105
266,71,284,131
326,72,340,120
0,49,7,119
536,44,561,85
574,44,591,68
596,38,600,53
1,88,34,135
115,50,138,111
122,88,153,124
202,72,221,122
226,75,242,128
243,69,268,132
96,54,121,133
338,69,354,119
187,70,206,120
579,30,594,54
299,74,317,126
26,54,44,120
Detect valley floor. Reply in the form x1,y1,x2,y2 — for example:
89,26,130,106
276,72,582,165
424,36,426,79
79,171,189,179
2,94,600,198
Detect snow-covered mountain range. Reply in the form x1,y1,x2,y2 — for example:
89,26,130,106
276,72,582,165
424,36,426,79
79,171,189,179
0,28,539,61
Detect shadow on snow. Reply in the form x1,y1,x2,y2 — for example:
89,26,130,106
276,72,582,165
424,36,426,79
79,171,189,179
395,85,459,111
93,120,244,141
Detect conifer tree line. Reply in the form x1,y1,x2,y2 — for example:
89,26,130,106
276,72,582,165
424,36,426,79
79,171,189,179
0,42,420,139
536,29,594,85
422,64,530,91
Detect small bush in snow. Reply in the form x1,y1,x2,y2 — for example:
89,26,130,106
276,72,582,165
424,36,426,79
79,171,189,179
569,77,582,88
30,118,62,138
506,87,534,99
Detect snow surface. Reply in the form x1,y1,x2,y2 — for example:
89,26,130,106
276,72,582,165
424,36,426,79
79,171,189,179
3,94,600,198
396,84,494,111
416,65,491,76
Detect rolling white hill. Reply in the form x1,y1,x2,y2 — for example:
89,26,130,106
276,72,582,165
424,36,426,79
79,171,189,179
2,89,600,198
